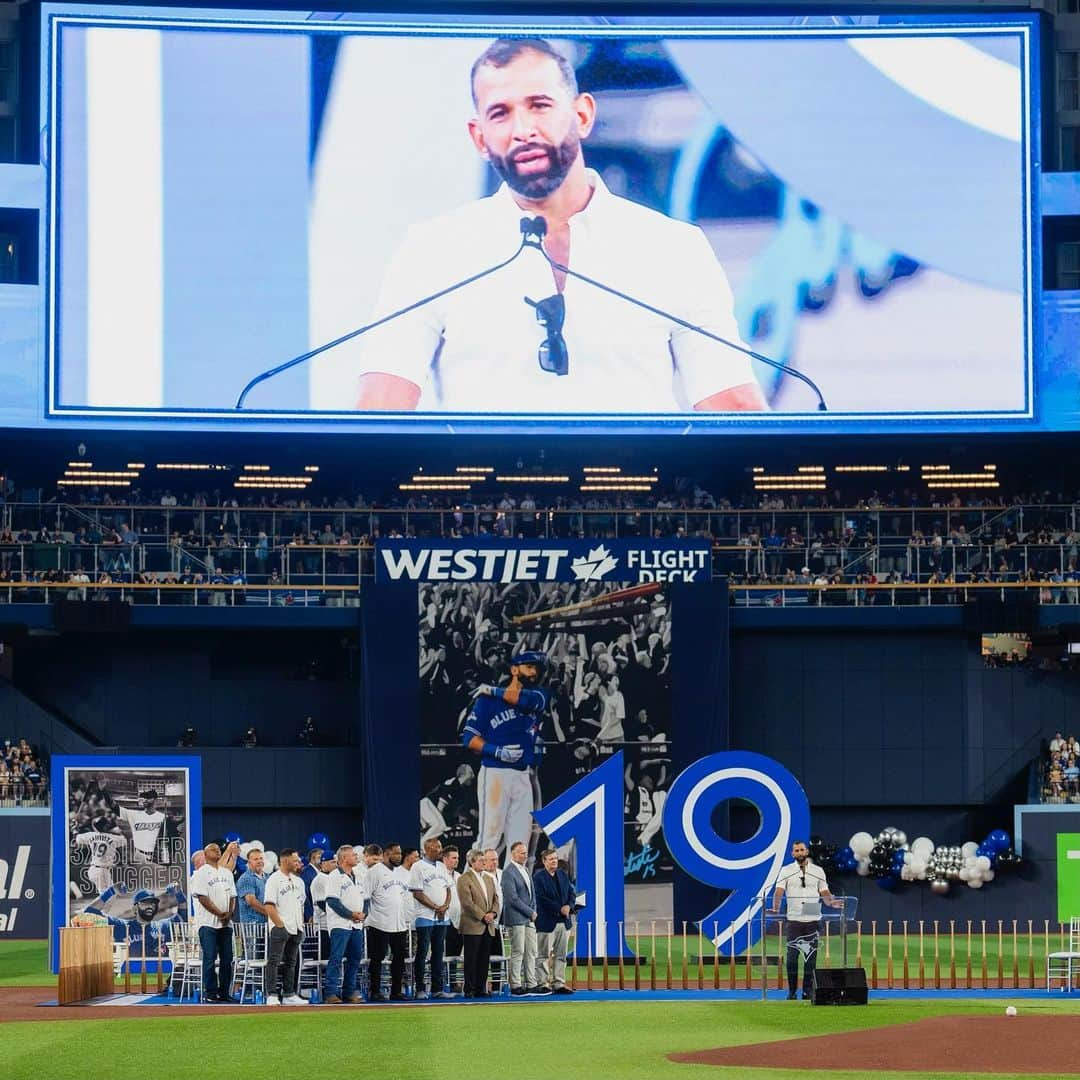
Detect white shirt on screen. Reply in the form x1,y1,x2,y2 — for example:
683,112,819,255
190,863,237,930
119,806,166,862
775,861,829,924
354,171,756,413
263,870,307,935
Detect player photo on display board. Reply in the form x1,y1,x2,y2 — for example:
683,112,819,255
65,766,190,952
418,580,674,882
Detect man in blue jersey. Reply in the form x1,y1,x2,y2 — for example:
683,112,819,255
86,883,187,958
463,649,548,855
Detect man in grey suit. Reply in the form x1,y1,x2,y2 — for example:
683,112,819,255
502,840,546,996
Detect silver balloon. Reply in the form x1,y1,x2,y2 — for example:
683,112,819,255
931,879,950,895
894,831,908,849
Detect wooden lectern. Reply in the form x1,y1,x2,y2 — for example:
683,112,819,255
58,926,114,1004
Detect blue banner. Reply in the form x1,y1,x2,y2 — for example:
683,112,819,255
375,539,712,585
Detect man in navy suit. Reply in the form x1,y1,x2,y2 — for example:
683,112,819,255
533,847,575,994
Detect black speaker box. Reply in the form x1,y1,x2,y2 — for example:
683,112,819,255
812,967,868,1005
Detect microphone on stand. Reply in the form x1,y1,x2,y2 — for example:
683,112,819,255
518,214,828,411
234,225,541,409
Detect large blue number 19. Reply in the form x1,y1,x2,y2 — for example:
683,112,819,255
533,751,630,959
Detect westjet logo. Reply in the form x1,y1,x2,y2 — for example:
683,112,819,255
380,547,570,583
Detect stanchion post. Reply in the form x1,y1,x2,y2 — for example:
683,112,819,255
744,920,752,990
698,923,705,991
885,920,894,989
855,920,863,978
870,921,878,990
775,919,784,991
1011,920,1018,989
601,922,609,992
712,923,720,990
681,921,688,990
587,922,594,991
140,924,148,994
650,920,657,991
1044,919,1051,990
727,924,735,990
666,921,673,991
124,923,131,995
949,920,956,989
1028,919,1035,988
902,921,909,989
634,922,641,992
997,921,1004,989
918,920,925,989
157,928,164,994
932,921,940,989
618,922,625,992
980,920,988,987
965,920,973,988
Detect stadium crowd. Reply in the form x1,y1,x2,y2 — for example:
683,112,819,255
1042,731,1080,803
0,737,47,806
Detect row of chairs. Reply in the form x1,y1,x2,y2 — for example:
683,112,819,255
167,921,513,1003
1047,917,1080,992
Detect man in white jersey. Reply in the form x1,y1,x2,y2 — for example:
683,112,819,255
263,848,309,1006
770,839,843,1000
323,844,367,1004
119,791,167,864
309,852,337,960
354,37,766,416
442,845,463,963
74,821,125,895
409,837,454,1000
189,841,238,1003
364,843,410,1001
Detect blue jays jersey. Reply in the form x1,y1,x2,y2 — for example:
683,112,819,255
463,688,548,770
88,885,187,954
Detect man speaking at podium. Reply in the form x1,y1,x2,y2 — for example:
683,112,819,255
355,37,767,415
771,839,843,1000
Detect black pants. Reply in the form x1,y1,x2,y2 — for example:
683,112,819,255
463,931,493,997
414,922,447,995
785,922,820,997
366,927,407,998
197,925,233,1000
446,925,463,960
265,927,302,999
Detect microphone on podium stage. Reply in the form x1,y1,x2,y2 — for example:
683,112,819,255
517,214,829,411
234,218,543,409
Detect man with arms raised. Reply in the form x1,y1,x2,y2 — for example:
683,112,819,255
356,37,765,415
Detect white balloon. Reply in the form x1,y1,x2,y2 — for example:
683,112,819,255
263,849,278,872
850,832,875,858
959,867,971,881
975,855,992,872
249,840,264,853
911,837,935,857
984,869,995,882
961,841,979,858
967,877,984,888
903,851,914,864
856,859,871,877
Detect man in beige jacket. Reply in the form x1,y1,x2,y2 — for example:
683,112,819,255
457,849,500,997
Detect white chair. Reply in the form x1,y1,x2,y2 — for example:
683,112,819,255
299,923,326,999
233,921,268,1003
487,928,512,995
169,923,202,1002
1047,917,1080,991
112,940,129,980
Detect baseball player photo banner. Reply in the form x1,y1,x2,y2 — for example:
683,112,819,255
49,755,202,972
418,579,675,884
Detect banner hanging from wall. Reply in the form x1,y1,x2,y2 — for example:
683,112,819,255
0,811,49,939
50,755,202,971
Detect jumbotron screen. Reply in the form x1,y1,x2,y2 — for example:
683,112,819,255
28,8,1041,432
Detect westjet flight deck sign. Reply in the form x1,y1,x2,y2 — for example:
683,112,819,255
376,539,713,584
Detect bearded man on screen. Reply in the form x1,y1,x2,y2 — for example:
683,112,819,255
355,36,766,415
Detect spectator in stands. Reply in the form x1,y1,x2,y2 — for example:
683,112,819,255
297,716,317,747
241,727,259,749
236,847,269,924
1064,756,1080,798
1048,757,1065,799
178,726,197,748
1050,732,1066,756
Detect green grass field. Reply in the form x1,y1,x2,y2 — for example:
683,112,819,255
4,998,1080,1080
4,942,1080,1079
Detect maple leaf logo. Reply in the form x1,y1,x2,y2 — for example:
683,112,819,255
570,544,619,581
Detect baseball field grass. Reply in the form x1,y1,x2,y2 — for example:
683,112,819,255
4,998,1080,1080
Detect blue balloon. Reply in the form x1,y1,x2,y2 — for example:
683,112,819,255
307,832,330,852
877,874,899,891
224,830,242,845
838,845,855,860
986,829,1011,853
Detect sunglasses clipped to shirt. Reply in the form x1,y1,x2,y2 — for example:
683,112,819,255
524,294,569,377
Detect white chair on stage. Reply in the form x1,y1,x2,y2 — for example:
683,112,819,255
1046,917,1080,992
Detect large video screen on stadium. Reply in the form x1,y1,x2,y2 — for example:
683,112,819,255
31,7,1040,432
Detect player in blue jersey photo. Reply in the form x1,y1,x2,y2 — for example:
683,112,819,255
463,649,549,855
85,883,188,957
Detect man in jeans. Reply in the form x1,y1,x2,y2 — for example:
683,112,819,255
502,840,543,995
323,844,367,1004
189,840,237,1002
263,848,309,1006
534,847,575,995
409,837,453,999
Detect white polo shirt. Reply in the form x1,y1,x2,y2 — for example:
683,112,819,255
310,871,330,931
190,863,237,930
409,858,451,925
444,867,462,928
776,861,829,923
263,870,307,935
365,861,410,933
324,867,368,933
354,172,756,414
